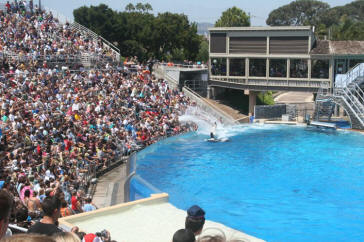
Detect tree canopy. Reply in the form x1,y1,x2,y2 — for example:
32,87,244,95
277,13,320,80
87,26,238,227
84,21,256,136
266,0,330,26
266,0,364,41
73,3,200,61
215,6,250,27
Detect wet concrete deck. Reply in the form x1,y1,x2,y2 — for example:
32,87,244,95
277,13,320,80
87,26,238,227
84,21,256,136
92,163,127,208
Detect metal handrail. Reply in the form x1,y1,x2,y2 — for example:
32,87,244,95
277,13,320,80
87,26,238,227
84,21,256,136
156,63,208,70
339,92,364,127
335,63,364,89
342,88,364,116
330,62,364,128
351,83,364,105
71,22,120,59
338,89,364,127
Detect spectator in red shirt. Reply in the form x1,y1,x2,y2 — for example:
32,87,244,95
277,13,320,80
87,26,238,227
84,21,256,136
71,191,83,214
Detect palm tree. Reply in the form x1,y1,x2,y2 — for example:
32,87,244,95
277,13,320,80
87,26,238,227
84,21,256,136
125,3,135,12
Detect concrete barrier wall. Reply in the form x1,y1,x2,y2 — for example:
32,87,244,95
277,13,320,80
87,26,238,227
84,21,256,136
183,87,236,125
255,103,315,120
254,104,287,119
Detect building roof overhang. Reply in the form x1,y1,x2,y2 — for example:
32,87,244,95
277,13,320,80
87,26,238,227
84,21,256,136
311,40,364,56
209,26,313,32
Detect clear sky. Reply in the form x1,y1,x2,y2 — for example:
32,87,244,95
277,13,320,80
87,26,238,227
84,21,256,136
40,0,354,26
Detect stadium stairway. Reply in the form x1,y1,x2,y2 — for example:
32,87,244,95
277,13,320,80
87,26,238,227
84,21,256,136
316,63,364,129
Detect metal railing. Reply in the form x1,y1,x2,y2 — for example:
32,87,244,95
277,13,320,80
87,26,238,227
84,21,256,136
3,52,83,63
336,87,364,126
347,82,364,106
43,6,72,24
316,63,364,128
333,63,364,128
336,90,364,127
71,22,120,61
335,63,364,88
156,62,208,70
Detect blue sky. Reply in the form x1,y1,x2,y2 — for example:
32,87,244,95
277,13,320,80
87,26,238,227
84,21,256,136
41,0,354,26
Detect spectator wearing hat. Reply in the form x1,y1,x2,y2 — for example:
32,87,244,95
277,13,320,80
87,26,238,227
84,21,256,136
185,205,206,236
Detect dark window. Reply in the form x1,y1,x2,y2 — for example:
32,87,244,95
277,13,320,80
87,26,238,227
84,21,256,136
349,59,364,69
211,58,227,76
249,59,266,77
335,59,347,74
269,59,287,77
229,58,245,76
290,59,308,78
312,59,329,79
210,33,226,53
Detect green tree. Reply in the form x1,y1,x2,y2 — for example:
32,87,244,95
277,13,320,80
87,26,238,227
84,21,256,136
74,4,201,61
321,0,364,27
266,0,330,26
144,3,153,12
196,38,209,63
215,6,250,27
125,3,135,12
257,91,275,105
73,4,117,40
135,3,145,12
331,16,364,41
152,12,200,60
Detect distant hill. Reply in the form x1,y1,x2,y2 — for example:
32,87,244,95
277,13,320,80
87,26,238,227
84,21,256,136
197,22,214,36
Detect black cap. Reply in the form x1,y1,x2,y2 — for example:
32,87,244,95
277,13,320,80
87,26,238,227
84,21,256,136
187,205,205,219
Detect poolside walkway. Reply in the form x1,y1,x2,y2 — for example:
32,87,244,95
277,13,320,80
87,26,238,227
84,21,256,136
274,91,314,103
92,163,127,208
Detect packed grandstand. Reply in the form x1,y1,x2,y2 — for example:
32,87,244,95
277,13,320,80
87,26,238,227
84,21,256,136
0,1,196,241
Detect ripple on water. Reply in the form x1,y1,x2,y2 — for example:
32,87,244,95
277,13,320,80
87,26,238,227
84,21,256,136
136,125,364,242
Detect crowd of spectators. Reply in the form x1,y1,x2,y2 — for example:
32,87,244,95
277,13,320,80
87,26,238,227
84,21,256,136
0,1,194,240
1,0,116,65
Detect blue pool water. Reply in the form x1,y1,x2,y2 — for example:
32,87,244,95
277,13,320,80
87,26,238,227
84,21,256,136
134,125,364,242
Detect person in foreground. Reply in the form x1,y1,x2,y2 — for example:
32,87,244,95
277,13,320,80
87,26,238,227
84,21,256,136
27,196,63,236
0,233,56,242
173,229,196,242
185,205,206,236
0,190,13,240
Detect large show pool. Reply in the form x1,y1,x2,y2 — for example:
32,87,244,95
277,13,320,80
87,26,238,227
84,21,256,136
132,125,364,242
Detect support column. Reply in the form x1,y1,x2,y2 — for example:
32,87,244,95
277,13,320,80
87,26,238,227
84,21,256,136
249,91,258,116
329,57,334,89
245,58,250,76
308,59,312,79
207,86,212,99
211,87,216,100
245,58,250,84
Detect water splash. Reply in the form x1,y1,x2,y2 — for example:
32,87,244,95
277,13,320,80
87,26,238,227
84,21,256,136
179,106,285,139
179,106,223,136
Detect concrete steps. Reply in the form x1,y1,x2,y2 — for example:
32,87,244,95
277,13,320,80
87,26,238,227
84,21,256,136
202,98,249,123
